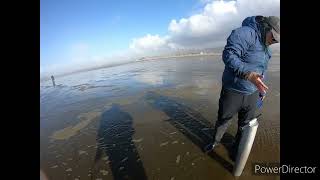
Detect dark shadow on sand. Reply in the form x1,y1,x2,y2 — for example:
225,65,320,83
145,91,235,173
93,104,147,180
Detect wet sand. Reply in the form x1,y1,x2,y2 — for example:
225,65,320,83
40,55,280,180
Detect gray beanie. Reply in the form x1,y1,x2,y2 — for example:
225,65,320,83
266,16,280,42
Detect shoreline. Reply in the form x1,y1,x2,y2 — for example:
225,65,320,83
40,53,280,82
135,52,280,62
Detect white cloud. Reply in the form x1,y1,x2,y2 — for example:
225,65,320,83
129,34,170,54
168,0,280,48
131,0,280,52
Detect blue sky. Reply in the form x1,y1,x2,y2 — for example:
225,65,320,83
41,0,199,67
40,0,280,76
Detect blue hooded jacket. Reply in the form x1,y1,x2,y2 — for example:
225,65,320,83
221,16,272,95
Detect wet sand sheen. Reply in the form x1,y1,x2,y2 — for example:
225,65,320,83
41,56,279,180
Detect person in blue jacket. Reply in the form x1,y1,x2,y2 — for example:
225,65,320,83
204,16,280,160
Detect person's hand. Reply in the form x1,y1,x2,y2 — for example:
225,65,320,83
246,72,268,94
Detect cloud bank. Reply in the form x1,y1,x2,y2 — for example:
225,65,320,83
130,0,280,52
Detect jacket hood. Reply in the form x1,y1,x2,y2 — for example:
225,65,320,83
242,16,261,38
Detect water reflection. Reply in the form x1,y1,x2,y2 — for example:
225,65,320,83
40,57,279,179
145,91,234,173
93,104,147,180
135,72,164,86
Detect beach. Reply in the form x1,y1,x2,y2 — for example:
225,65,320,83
40,55,280,180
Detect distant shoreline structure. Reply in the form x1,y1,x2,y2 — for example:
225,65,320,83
136,52,221,62
135,52,280,62
40,52,280,82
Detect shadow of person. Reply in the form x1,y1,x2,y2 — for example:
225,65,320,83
145,91,234,173
93,104,147,180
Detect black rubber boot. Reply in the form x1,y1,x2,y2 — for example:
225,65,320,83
229,129,242,162
229,150,237,162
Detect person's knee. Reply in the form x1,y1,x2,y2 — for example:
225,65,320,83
217,115,233,126
238,111,256,125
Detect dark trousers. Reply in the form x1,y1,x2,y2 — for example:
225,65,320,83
213,87,259,154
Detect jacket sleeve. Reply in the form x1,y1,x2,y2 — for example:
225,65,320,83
222,28,254,79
